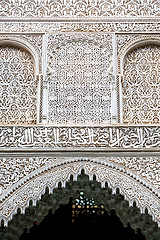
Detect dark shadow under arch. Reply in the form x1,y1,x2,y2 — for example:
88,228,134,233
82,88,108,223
1,172,160,240
19,198,146,240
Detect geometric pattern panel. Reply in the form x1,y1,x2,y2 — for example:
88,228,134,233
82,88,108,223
0,45,37,124
47,34,112,124
123,45,160,124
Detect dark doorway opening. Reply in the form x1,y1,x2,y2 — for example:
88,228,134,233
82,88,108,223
19,192,146,240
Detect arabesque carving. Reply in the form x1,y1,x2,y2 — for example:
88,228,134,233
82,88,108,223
123,45,160,124
1,156,159,200
0,45,37,124
0,0,159,18
0,160,159,228
0,22,160,33
0,1,159,237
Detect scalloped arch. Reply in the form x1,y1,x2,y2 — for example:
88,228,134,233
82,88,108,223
0,160,159,227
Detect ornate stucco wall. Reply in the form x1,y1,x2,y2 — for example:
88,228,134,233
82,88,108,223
0,0,160,234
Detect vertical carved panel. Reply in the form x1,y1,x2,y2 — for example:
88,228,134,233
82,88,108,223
123,45,160,124
0,45,37,124
47,34,112,124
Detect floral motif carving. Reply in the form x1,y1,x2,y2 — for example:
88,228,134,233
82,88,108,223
0,34,43,72
0,45,37,124
0,0,159,18
0,0,159,233
0,157,159,200
123,45,160,124
0,22,160,33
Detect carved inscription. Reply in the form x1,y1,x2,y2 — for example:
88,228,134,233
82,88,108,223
0,126,159,149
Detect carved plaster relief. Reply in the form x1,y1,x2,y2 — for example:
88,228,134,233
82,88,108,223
47,33,112,124
117,34,160,64
1,157,159,200
116,34,160,123
0,22,160,33
0,34,43,124
123,45,160,124
0,0,159,233
0,0,159,18
0,160,159,227
0,126,159,149
0,45,37,124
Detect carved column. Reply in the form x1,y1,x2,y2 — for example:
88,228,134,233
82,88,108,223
41,34,48,124
111,34,118,123
41,76,48,124
117,74,123,123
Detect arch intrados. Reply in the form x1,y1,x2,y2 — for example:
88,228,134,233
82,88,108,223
121,39,160,75
0,39,39,75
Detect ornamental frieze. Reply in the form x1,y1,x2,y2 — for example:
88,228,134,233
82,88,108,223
0,125,159,150
0,0,159,18
0,22,160,33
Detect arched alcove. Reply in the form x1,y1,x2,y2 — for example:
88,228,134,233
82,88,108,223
122,43,160,124
0,172,159,240
0,42,38,124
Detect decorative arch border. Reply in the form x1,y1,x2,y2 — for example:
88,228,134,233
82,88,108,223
47,33,113,75
117,35,160,75
0,37,40,75
0,37,39,76
0,158,159,227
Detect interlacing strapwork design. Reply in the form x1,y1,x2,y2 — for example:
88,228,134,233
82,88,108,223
122,45,160,124
48,34,112,124
0,45,37,124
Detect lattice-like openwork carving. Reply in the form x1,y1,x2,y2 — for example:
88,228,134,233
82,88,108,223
48,34,112,124
122,45,160,124
0,45,37,124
